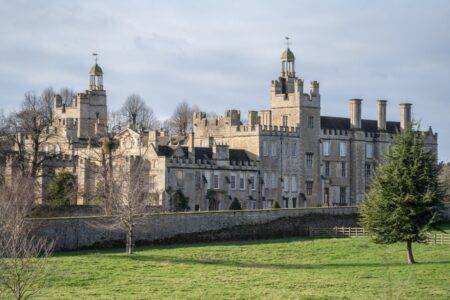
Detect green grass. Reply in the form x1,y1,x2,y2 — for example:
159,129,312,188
31,237,450,299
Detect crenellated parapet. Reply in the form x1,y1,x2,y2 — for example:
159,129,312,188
194,109,300,139
260,125,300,137
167,157,259,170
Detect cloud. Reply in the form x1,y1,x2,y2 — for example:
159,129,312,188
0,0,449,160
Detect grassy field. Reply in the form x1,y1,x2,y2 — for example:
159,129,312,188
30,236,450,299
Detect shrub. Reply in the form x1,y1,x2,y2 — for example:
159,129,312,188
172,190,190,211
229,197,242,210
272,201,281,209
46,170,76,206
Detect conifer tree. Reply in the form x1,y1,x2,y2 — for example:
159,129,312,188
361,125,444,264
229,197,242,210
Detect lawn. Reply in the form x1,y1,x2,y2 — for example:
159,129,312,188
30,237,450,299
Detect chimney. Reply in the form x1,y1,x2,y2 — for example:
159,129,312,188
188,131,195,150
399,103,412,130
248,111,258,126
349,99,362,129
377,100,387,131
148,130,159,147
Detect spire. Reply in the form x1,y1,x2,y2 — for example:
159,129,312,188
281,37,295,77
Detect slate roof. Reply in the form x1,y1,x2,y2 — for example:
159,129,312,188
320,116,400,134
156,145,252,164
156,145,174,157
229,149,250,163
194,147,212,161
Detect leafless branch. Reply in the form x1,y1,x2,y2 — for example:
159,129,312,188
0,176,54,300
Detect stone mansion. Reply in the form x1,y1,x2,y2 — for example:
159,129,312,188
1,46,438,211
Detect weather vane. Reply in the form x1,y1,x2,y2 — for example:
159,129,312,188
92,52,98,64
285,36,290,48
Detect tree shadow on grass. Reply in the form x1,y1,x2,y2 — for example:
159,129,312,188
106,253,450,270
55,237,315,257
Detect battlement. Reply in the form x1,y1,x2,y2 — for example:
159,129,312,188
194,110,242,127
194,109,300,138
167,157,258,169
260,125,300,136
421,127,438,139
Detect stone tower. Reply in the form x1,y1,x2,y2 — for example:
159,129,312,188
52,55,108,141
266,43,322,205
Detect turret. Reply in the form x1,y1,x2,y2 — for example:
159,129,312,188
280,37,295,78
89,53,104,91
310,81,319,97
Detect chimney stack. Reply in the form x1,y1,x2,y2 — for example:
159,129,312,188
377,100,387,131
349,99,362,129
248,111,258,126
399,103,412,130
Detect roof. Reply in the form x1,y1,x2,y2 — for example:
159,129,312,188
194,147,212,161
320,116,400,134
229,149,250,163
281,48,295,61
89,63,103,76
156,145,252,164
156,145,174,157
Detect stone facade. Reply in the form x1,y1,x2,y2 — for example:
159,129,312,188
1,47,438,211
192,47,438,208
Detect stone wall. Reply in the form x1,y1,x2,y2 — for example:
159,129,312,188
442,203,450,221
33,204,450,251
35,206,358,251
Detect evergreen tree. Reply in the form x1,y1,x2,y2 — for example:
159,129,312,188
172,190,190,211
361,125,444,264
229,197,242,210
272,201,281,209
47,171,77,206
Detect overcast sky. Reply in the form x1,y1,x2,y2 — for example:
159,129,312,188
0,0,449,161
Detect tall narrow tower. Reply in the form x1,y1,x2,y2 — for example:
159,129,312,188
268,38,322,206
79,53,107,138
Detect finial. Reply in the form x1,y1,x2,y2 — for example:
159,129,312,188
285,36,291,49
92,52,98,64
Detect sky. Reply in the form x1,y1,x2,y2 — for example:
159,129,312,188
0,0,449,161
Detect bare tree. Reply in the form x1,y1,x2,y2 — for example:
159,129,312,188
59,87,76,106
0,109,9,184
103,156,150,254
40,87,55,121
121,94,159,131
0,90,60,178
16,91,55,178
95,135,120,212
108,109,123,133
0,176,53,300
168,101,199,135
